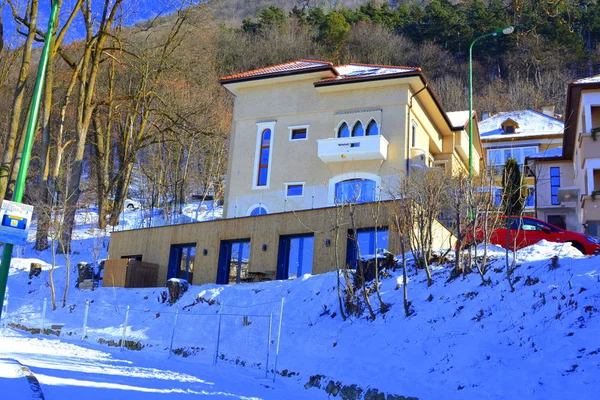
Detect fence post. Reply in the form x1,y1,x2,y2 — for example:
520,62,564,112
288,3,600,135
40,298,47,335
168,310,179,358
213,305,223,366
82,300,90,340
120,305,130,351
273,298,285,382
2,295,7,330
265,312,273,378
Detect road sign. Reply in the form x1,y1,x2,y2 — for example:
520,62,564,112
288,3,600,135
0,200,34,246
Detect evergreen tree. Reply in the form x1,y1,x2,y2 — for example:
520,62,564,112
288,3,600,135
501,157,525,217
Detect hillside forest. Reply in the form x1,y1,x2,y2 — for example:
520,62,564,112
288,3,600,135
0,0,599,253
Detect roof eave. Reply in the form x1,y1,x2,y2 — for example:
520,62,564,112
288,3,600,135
220,65,337,86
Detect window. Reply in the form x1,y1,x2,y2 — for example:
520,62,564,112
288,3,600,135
286,183,304,197
250,206,268,216
217,239,251,284
338,122,350,138
277,234,314,280
351,121,364,137
487,146,538,166
366,120,379,136
346,228,389,268
289,125,308,141
256,129,271,186
551,167,560,205
525,186,535,208
411,122,417,147
167,244,196,283
335,179,376,204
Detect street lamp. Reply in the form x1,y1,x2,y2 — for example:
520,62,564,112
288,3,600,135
0,1,60,320
468,26,514,176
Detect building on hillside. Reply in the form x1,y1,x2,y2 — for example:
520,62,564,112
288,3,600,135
528,76,600,236
106,60,479,286
478,109,565,219
219,60,482,218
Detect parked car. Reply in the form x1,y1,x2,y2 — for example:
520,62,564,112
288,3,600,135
124,198,141,210
467,216,600,255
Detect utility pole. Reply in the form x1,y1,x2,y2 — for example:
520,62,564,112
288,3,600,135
0,1,60,320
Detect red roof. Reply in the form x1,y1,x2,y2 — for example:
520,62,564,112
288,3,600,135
220,60,335,83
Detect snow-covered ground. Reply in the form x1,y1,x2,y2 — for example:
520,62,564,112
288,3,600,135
2,205,600,399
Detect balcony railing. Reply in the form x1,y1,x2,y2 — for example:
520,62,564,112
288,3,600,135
317,135,389,163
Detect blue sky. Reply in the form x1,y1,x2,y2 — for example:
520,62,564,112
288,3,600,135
2,0,187,46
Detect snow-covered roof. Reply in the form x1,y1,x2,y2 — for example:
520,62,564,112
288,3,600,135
479,109,564,141
573,74,600,84
446,111,470,129
528,146,563,159
319,63,420,84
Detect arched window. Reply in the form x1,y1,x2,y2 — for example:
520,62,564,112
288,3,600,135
337,122,350,138
257,129,271,186
352,121,364,137
334,178,376,204
366,120,379,136
250,206,268,216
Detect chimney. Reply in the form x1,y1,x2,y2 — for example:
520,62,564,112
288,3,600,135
541,105,555,117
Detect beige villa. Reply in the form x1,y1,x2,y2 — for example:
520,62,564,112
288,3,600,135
106,60,483,287
219,60,481,218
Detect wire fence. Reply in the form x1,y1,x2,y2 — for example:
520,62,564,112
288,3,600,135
1,295,285,380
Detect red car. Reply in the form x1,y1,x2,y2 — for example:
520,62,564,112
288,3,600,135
468,216,600,255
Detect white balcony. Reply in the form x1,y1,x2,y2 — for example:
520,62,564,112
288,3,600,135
317,135,389,163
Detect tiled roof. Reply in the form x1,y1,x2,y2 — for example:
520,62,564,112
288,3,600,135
220,60,334,83
316,63,421,85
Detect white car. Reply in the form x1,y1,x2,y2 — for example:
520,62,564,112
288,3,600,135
124,198,141,210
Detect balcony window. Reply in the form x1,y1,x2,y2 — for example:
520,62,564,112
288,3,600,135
338,122,350,138
366,120,379,136
487,146,538,166
525,186,535,208
352,121,364,137
335,179,376,204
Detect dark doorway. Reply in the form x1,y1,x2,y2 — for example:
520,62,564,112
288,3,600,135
167,243,196,283
547,215,566,230
277,234,314,280
217,239,251,284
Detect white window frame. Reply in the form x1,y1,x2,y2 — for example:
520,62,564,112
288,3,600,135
486,146,539,166
252,121,276,190
327,172,381,205
288,124,309,141
285,182,305,198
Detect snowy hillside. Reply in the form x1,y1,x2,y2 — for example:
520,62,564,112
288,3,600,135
2,228,599,399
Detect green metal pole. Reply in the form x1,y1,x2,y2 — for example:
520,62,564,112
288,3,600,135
468,26,514,178
0,0,60,321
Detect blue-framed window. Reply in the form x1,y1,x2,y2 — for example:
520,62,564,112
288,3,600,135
551,167,560,205
335,179,376,204
346,228,389,268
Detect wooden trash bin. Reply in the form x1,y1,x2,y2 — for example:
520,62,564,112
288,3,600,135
102,259,159,288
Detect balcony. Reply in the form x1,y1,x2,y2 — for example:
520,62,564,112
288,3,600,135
317,135,389,163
